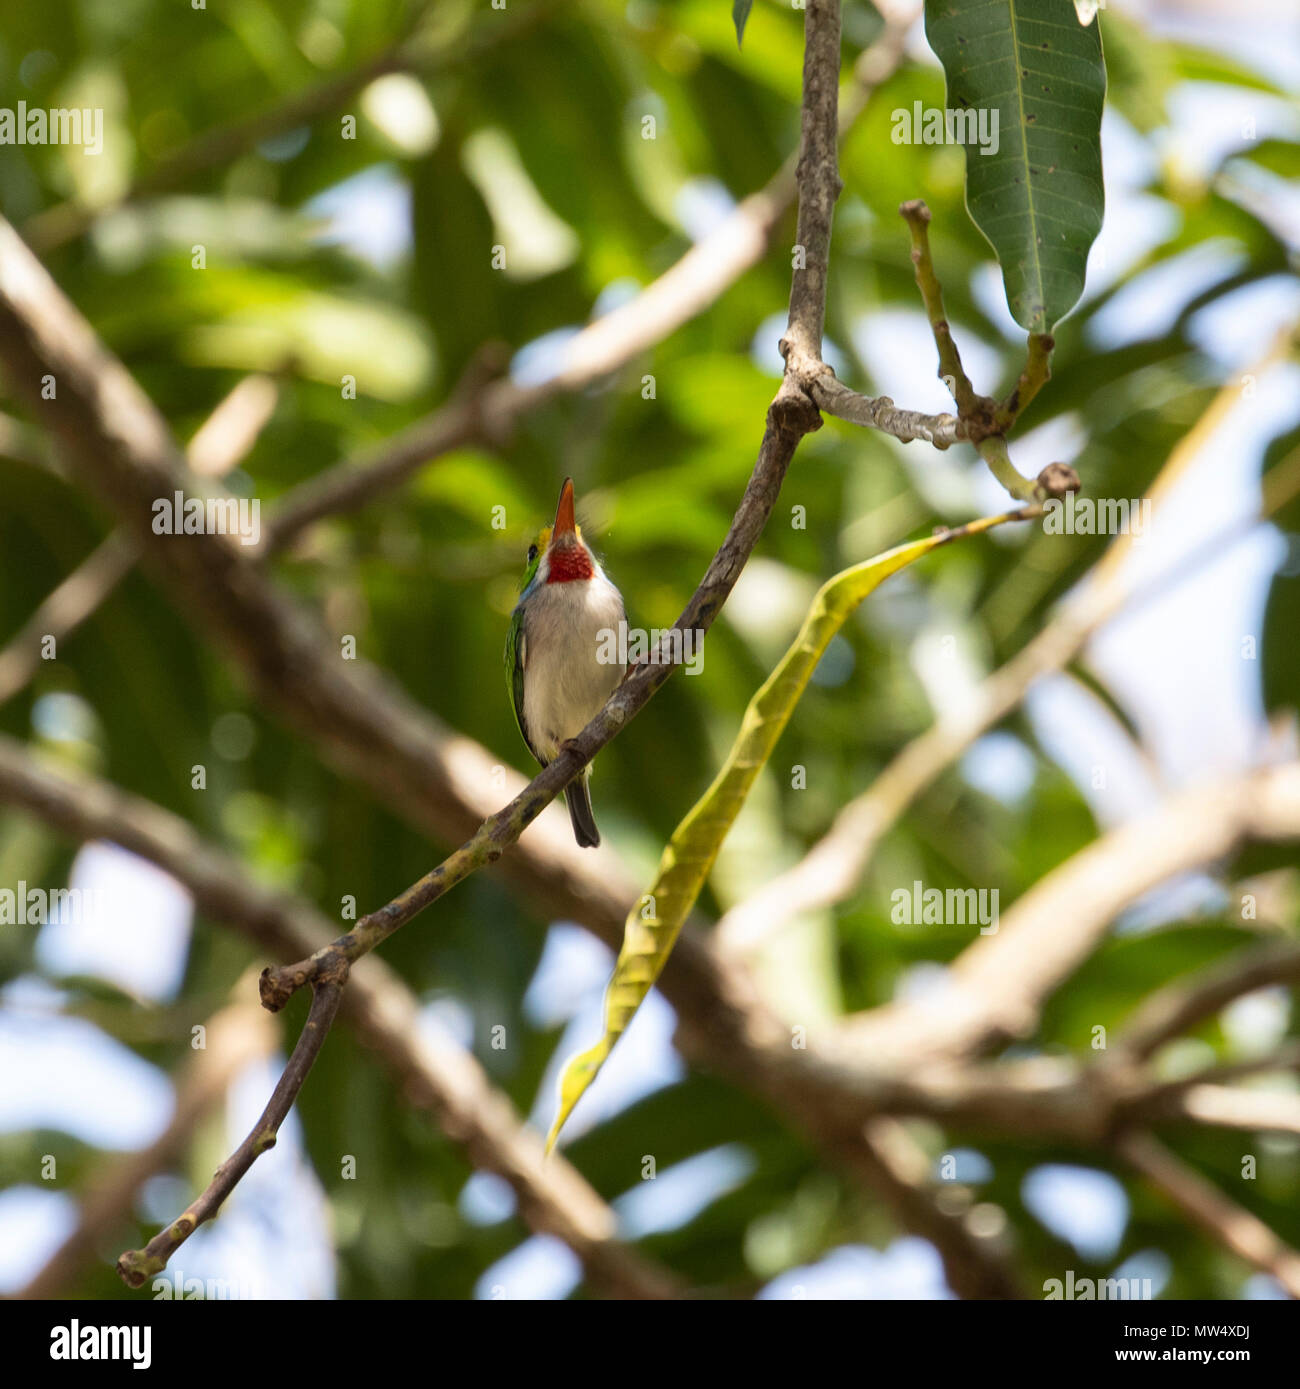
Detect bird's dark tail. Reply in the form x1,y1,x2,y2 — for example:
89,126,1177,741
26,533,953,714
565,773,600,849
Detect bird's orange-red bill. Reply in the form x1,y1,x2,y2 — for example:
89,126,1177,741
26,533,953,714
552,476,576,538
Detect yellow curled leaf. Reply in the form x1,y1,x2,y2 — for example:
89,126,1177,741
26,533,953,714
545,508,1031,1150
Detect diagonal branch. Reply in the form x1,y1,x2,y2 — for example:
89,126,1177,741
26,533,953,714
0,531,136,707
0,373,279,707
18,975,277,1299
259,0,850,1008
1117,1131,1300,1297
0,733,681,1298
1117,939,1300,1062
3,732,1290,1297
838,763,1300,1066
0,0,1011,1296
0,0,839,1269
0,205,805,1223
117,966,348,1288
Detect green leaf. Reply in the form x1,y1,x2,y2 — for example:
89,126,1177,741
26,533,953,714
924,0,1107,332
733,0,754,48
546,509,1031,1149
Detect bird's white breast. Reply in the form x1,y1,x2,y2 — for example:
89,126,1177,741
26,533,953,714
520,572,626,764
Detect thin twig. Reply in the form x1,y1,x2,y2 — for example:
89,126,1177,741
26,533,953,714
976,435,1041,504
809,371,965,448
0,0,844,1276
0,207,758,1110
19,977,277,1298
898,200,1051,499
117,964,349,1286
994,332,1054,430
899,200,985,420
2,730,1293,1299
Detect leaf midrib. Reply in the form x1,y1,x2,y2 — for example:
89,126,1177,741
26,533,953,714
1005,0,1046,325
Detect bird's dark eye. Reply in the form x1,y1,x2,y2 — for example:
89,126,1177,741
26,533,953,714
527,543,538,563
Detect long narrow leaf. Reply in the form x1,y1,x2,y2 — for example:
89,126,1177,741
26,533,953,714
924,0,1106,332
546,509,1032,1149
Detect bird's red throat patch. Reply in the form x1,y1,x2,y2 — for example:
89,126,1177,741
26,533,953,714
546,545,594,583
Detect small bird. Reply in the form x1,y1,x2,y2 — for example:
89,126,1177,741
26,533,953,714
506,477,626,848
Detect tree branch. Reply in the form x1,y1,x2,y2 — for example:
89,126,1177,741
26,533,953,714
1117,939,1300,1062
994,331,1054,431
1117,1131,1300,1298
899,199,984,419
117,964,348,1287
838,763,1300,1065
18,975,277,1298
2,730,1291,1297
0,1,1024,1297
0,734,681,1297
781,0,843,371
0,371,280,707
808,371,965,447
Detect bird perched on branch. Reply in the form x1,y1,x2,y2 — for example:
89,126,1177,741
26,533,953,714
505,477,626,848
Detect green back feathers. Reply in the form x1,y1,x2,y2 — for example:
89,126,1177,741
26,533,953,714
504,535,545,761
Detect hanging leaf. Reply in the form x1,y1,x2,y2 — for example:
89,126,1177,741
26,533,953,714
733,0,754,49
924,0,1107,332
546,508,1033,1150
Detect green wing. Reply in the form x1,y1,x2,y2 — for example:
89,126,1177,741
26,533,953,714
505,605,534,758
505,543,543,763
